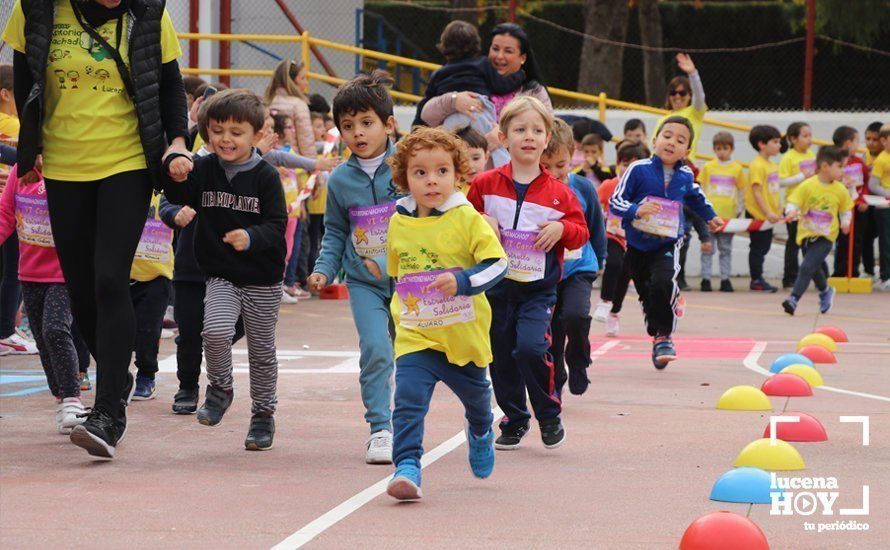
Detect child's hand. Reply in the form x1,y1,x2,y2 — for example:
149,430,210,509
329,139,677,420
857,202,869,213
482,214,499,233
167,155,193,183
316,156,342,172
308,272,328,291
701,241,713,254
222,229,250,251
174,206,197,228
677,53,696,74
636,201,662,219
257,132,279,155
362,258,382,280
485,126,501,152
766,212,781,224
427,272,458,297
188,96,204,128
535,221,564,252
841,222,851,235
707,216,724,232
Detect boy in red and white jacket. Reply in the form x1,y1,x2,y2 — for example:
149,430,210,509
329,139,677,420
466,96,588,451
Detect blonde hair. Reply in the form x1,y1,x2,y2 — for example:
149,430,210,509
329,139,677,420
498,95,553,135
881,123,890,139
388,126,470,192
264,59,308,104
543,118,573,158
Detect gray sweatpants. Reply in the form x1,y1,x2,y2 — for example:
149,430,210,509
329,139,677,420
700,232,734,281
202,277,282,414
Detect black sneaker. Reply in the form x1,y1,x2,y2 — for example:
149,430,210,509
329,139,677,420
652,337,677,370
539,418,566,449
69,406,123,459
700,279,712,292
568,366,590,395
750,279,778,293
172,387,200,415
114,371,136,442
719,279,734,292
196,385,233,426
494,422,529,450
245,413,275,451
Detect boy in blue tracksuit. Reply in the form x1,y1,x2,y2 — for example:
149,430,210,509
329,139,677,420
610,116,723,369
308,71,403,464
541,119,606,396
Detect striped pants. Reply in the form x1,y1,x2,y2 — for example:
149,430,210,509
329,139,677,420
203,277,282,414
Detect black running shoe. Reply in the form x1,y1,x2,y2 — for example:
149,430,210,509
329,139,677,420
568,367,590,395
172,387,200,415
70,406,123,459
196,385,233,426
494,422,529,450
245,413,275,451
700,279,712,292
539,418,566,449
719,279,734,292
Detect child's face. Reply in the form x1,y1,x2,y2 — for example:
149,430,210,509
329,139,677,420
208,118,261,163
311,117,326,141
541,148,572,183
653,122,691,165
500,109,550,167
821,160,844,182
624,127,646,144
761,137,782,157
405,146,458,217
281,118,296,145
615,158,637,177
792,125,813,152
841,134,859,158
865,131,881,155
324,118,336,131
338,110,394,159
582,144,602,165
465,146,488,182
882,134,890,153
714,143,733,162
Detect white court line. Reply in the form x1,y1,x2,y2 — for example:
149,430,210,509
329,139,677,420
743,341,890,402
156,352,360,375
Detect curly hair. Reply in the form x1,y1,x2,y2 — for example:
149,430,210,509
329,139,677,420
388,126,470,192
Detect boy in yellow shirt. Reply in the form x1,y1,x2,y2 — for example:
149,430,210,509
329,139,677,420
698,132,746,292
745,125,783,292
782,146,853,315
867,123,890,290
384,127,507,500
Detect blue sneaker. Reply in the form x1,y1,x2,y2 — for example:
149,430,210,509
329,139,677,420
652,337,676,370
466,426,495,479
818,286,835,314
387,460,422,500
132,375,156,401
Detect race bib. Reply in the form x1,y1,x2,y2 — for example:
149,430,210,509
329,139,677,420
803,209,832,237
843,164,863,188
134,218,173,263
631,196,681,238
14,194,54,247
606,211,625,237
799,159,817,177
564,247,583,261
767,171,779,193
500,229,546,282
349,202,396,259
709,174,737,197
395,269,475,329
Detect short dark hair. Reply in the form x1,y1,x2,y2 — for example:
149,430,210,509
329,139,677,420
617,142,650,164
866,121,883,134
204,89,266,133
0,64,13,90
816,145,847,167
308,93,331,115
437,20,481,63
310,111,324,122
456,127,488,151
183,75,207,98
832,126,858,147
624,118,646,134
572,118,611,143
712,131,734,149
193,81,229,100
332,70,394,129
656,115,695,145
581,133,604,148
272,112,294,137
749,124,782,152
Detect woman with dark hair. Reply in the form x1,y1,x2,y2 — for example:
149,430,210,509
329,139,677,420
654,53,707,158
3,0,191,459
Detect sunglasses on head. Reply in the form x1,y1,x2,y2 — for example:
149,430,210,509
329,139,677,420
669,89,689,97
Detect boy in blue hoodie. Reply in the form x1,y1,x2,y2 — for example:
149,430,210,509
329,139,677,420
308,71,402,464
541,119,606,397
610,116,723,369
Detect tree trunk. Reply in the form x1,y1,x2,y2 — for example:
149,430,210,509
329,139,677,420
450,0,477,23
577,0,629,99
638,0,666,106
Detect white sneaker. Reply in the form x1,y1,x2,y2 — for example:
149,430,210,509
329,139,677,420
160,328,176,339
365,430,393,464
0,333,38,355
877,279,890,292
592,301,611,323
281,290,300,304
57,398,86,434
0,343,12,356
605,313,620,337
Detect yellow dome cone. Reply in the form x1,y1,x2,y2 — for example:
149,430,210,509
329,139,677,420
716,385,773,411
797,333,837,352
735,438,806,470
780,364,824,387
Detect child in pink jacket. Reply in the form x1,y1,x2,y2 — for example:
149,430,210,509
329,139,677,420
0,164,87,434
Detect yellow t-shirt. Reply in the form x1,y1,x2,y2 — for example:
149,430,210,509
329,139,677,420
865,150,879,169
307,170,328,215
2,1,181,181
745,155,780,221
387,203,506,367
656,104,706,159
779,148,816,195
130,194,174,281
787,176,853,244
0,112,20,170
871,151,890,190
698,159,746,219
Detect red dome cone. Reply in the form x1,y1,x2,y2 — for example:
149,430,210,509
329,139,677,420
761,373,813,397
762,411,828,442
680,511,769,550
815,325,848,342
798,345,836,364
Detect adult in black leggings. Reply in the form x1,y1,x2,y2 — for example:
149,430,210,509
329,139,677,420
7,0,191,458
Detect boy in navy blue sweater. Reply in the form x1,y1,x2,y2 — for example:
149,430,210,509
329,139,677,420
610,116,723,369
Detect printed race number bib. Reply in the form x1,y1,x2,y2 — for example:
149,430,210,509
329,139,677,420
606,211,625,237
395,269,475,329
631,196,681,238
14,194,54,247
709,174,737,197
767,171,779,194
799,159,817,177
843,164,864,189
564,247,583,261
802,209,832,237
134,219,173,263
349,202,396,259
500,229,546,282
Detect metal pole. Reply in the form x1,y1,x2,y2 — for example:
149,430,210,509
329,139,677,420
219,0,231,87
302,31,311,92
188,0,199,69
509,0,518,23
803,0,815,110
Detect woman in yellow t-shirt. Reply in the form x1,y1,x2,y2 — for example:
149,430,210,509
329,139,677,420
778,122,815,288
655,53,707,159
3,0,192,459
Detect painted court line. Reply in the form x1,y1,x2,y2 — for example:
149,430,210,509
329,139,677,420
743,341,890,403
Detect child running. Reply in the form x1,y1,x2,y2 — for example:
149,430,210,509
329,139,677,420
163,89,287,451
778,122,816,289
308,71,403,464
467,96,589,450
540,118,606,397
384,126,507,500
782,146,853,314
610,116,722,368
